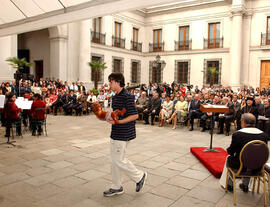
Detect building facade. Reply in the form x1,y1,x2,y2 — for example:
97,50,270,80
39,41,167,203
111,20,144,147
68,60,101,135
0,0,269,89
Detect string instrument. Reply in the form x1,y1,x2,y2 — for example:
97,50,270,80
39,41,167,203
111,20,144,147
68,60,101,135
91,102,126,124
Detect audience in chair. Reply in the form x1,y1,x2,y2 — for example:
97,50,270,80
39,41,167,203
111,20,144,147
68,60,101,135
136,91,149,120
143,92,161,125
188,94,202,131
218,97,234,136
219,113,269,193
200,96,219,132
258,99,270,137
0,79,270,139
159,94,173,127
167,95,188,129
232,95,241,131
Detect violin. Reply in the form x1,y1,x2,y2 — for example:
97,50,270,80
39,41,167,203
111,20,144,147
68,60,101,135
91,102,126,124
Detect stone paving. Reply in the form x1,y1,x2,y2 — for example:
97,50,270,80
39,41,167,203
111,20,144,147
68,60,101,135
0,114,267,207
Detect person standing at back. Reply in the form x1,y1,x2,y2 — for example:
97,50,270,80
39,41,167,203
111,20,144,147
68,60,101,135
104,72,147,197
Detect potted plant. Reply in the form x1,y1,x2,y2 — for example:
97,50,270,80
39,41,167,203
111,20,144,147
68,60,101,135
88,60,107,89
202,67,221,86
6,57,33,81
208,67,221,86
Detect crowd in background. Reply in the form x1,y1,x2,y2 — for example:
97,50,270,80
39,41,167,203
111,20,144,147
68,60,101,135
134,82,270,137
0,77,270,137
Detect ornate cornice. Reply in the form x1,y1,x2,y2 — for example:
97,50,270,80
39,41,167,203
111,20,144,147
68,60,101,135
243,9,253,18
230,5,247,17
112,14,145,27
137,0,227,15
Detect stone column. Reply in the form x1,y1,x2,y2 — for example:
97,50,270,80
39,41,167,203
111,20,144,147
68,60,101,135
49,25,68,80
78,20,91,83
229,0,246,89
0,35,17,82
242,11,253,86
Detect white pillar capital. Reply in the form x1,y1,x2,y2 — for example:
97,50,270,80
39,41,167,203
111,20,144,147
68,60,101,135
231,8,245,17
231,0,247,16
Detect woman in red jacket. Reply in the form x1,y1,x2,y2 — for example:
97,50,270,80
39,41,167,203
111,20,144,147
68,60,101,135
4,93,22,137
30,94,46,136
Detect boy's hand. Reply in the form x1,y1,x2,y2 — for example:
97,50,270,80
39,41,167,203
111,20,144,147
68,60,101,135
106,118,115,124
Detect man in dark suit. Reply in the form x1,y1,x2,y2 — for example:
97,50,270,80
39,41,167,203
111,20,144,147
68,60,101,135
143,92,161,125
79,82,86,92
53,89,65,115
232,95,241,130
219,113,269,192
255,96,265,130
63,90,77,115
188,94,202,131
200,96,219,132
218,97,234,136
194,85,200,94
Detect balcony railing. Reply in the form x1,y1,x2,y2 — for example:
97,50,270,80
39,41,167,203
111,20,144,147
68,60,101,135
204,38,223,49
130,41,142,52
175,40,192,51
91,31,106,45
261,33,270,46
112,36,125,49
149,42,165,52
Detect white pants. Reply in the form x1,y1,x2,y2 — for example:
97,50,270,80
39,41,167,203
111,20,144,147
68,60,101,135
219,156,228,188
110,139,144,189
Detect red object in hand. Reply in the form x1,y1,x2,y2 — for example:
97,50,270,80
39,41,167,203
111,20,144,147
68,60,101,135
91,102,126,124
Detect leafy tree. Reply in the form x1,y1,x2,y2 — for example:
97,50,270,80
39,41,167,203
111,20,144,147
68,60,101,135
6,57,32,71
207,67,220,86
202,67,221,86
88,60,107,89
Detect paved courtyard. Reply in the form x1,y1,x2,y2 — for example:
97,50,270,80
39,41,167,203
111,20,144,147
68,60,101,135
0,114,267,207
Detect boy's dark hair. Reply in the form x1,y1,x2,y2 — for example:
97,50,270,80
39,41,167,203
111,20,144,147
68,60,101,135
108,73,125,87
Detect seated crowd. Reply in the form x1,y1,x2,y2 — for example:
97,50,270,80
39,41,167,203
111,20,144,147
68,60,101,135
0,78,114,137
0,79,270,138
133,83,270,138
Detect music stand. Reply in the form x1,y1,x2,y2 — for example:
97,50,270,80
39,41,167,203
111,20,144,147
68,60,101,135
200,104,229,152
0,120,16,147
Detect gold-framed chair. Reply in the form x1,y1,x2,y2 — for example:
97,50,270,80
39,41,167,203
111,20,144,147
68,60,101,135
264,165,270,202
225,140,269,206
255,164,270,203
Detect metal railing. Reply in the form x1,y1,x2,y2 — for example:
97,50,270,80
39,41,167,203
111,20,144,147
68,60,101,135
112,36,125,49
175,40,192,51
130,41,142,52
91,31,106,45
204,37,223,49
149,42,165,52
261,33,270,46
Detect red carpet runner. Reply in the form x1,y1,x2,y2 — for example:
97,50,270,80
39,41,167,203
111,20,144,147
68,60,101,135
190,147,228,178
